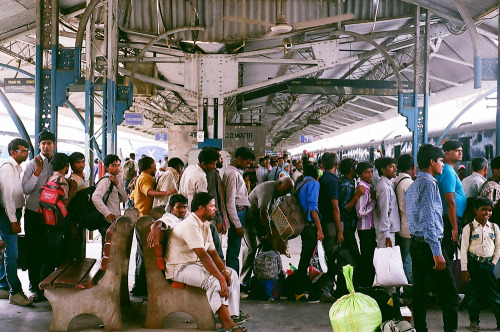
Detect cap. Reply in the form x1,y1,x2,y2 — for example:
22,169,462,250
442,140,462,151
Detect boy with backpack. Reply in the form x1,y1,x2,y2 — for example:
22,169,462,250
461,197,500,332
92,154,127,250
40,153,77,282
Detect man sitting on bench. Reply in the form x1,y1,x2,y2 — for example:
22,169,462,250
163,192,248,332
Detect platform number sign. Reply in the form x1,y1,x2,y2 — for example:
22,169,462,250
155,133,168,141
300,135,313,143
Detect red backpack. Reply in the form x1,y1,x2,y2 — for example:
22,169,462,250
38,177,68,227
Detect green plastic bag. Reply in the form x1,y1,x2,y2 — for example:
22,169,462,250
329,265,382,332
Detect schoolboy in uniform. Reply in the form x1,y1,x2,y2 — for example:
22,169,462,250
461,197,500,332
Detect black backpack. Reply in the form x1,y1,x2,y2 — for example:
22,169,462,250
68,176,114,231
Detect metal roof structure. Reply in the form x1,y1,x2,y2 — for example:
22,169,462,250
0,0,498,150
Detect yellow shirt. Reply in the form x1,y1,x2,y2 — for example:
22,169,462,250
164,212,215,279
461,219,500,271
132,172,155,216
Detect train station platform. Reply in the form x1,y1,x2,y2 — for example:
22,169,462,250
0,237,498,331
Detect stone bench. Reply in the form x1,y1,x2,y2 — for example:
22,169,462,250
135,215,215,330
39,212,137,331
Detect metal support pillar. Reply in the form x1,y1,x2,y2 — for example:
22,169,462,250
399,7,429,162
35,0,59,155
107,0,118,154
85,0,95,181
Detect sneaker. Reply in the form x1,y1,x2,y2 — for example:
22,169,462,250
0,289,9,299
231,311,251,325
295,293,320,303
240,292,249,300
9,293,33,306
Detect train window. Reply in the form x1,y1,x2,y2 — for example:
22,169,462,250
458,137,471,162
369,147,374,162
394,145,401,159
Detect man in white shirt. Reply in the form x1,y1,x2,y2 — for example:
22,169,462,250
179,148,219,208
153,158,184,208
462,157,488,199
256,158,268,184
0,139,32,306
394,154,415,285
164,192,249,332
292,159,303,183
223,147,256,275
179,147,225,260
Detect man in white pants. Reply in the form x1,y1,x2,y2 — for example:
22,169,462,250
164,192,249,332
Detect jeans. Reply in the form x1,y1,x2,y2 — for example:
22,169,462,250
358,228,376,287
0,209,23,295
396,234,413,284
315,223,340,297
226,207,247,275
124,179,134,208
294,224,318,295
24,209,47,294
466,259,500,324
240,218,261,286
442,215,462,260
411,238,459,332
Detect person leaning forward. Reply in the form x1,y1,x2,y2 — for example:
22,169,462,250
164,192,249,332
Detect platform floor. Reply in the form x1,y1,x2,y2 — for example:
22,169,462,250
0,235,498,331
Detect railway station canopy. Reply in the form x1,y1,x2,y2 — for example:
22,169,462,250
0,0,498,151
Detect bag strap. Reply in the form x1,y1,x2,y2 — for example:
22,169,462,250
95,176,115,204
394,176,412,220
293,177,313,195
468,222,473,252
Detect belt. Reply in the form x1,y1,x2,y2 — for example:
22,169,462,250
468,252,493,264
412,235,442,243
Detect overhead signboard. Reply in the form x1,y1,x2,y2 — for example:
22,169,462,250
288,78,413,96
4,78,35,93
124,113,143,126
300,135,313,143
155,133,168,141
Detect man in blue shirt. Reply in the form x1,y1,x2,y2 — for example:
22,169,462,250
316,153,343,301
406,144,459,332
435,140,466,259
295,164,324,302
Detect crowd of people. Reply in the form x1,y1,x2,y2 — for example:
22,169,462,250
1,131,500,332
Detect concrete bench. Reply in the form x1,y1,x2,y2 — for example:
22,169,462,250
39,212,137,331
135,215,215,330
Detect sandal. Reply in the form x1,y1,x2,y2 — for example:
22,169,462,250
231,311,251,325
468,322,481,331
227,325,247,332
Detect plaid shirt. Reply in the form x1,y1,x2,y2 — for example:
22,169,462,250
406,172,444,256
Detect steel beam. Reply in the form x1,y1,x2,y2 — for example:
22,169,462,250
346,103,383,114
356,96,397,109
430,53,473,67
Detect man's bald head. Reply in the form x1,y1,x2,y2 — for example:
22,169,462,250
276,177,294,196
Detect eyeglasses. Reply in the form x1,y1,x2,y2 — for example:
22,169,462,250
15,149,29,153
